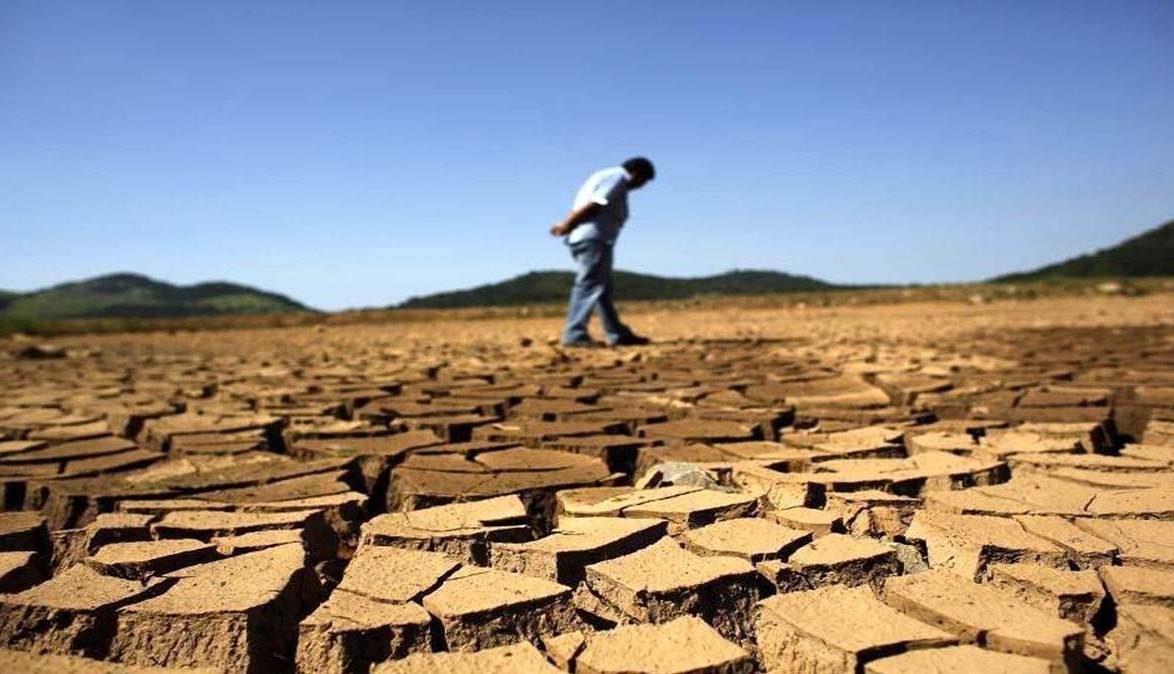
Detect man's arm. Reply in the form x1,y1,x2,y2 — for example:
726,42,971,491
549,201,601,236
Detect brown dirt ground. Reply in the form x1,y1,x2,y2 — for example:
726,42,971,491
0,293,1172,673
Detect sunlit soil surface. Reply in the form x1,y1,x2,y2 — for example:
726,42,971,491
1,294,1172,673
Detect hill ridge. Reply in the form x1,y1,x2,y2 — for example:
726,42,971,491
0,272,313,321
994,219,1174,282
399,268,838,309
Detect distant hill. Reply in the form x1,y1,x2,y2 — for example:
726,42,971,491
994,219,1174,282
0,273,313,321
399,269,837,309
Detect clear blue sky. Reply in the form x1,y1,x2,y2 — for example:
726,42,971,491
2,2,1172,309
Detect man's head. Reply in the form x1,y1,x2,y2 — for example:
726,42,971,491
622,157,655,188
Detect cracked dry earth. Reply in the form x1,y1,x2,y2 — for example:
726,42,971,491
0,295,1172,674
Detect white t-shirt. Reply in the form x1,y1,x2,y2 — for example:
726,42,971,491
567,166,631,245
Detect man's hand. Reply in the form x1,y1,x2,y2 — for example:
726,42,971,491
548,202,599,237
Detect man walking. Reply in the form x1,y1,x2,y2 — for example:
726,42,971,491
549,157,655,347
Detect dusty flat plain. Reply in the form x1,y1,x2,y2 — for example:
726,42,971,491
0,294,1173,674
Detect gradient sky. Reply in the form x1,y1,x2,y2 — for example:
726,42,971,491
2,2,1172,310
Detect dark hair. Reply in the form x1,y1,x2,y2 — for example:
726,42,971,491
622,157,655,182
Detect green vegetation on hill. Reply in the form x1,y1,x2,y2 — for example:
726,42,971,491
0,273,313,321
399,269,837,309
994,219,1174,282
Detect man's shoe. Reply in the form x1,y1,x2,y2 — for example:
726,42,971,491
610,333,651,347
561,338,606,349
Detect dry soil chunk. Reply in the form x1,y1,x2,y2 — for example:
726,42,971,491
1050,467,1174,490
922,487,1033,517
151,508,327,540
978,431,1080,459
756,585,956,674
2,434,133,464
776,375,891,409
212,528,305,555
1074,519,1174,569
864,644,1051,674
473,420,627,443
48,513,155,573
638,419,760,444
490,516,667,585
0,564,160,657
942,474,1103,518
1086,487,1174,519
682,517,812,562
830,489,922,537
814,451,1006,495
757,533,898,592
0,550,46,593
370,641,560,674
389,447,615,510
882,570,1084,667
767,506,845,536
228,488,368,550
1012,515,1117,568
1108,604,1174,674
560,485,764,535
296,590,431,674
1122,443,1174,464
708,441,823,470
1008,452,1168,473
109,543,319,674
577,538,759,642
82,512,154,548
547,616,754,674
619,488,761,533
557,486,698,517
988,563,1106,624
336,546,460,603
904,511,1067,580
729,463,823,510
0,439,48,457
540,434,646,472
359,495,530,564
85,539,219,580
0,648,221,673
905,431,980,456
0,511,49,553
421,565,576,651
1100,565,1174,608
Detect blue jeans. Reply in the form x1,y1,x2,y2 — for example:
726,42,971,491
562,239,630,344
